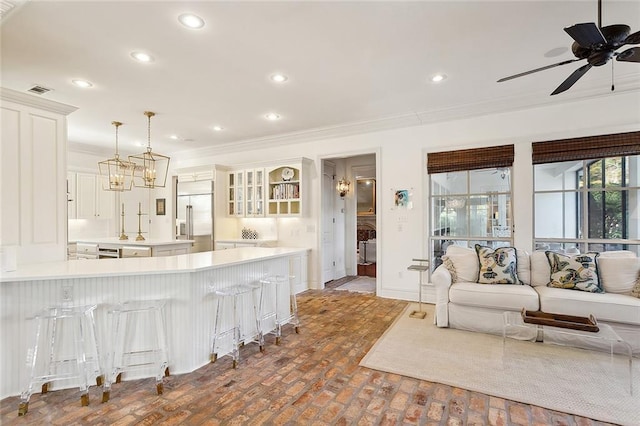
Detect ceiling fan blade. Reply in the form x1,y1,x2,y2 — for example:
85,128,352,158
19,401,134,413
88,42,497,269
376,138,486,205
497,59,581,82
624,30,640,45
616,46,640,63
564,23,607,48
550,63,593,95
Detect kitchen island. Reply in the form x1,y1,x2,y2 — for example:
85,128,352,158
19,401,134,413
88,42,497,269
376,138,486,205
0,247,309,399
73,238,195,258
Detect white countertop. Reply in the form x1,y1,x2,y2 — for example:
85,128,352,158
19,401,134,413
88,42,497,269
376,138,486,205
215,239,277,243
1,247,308,282
74,238,195,246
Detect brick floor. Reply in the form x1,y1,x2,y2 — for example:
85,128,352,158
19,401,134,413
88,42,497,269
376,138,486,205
0,289,616,425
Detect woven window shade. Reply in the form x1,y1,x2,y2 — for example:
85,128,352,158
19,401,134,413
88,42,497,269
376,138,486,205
427,145,514,174
532,131,640,165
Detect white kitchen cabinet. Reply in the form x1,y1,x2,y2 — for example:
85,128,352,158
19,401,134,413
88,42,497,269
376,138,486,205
1,88,76,265
215,239,276,250
67,171,77,220
227,170,244,216
226,168,266,217
74,172,114,219
267,159,310,216
226,159,309,217
245,168,265,216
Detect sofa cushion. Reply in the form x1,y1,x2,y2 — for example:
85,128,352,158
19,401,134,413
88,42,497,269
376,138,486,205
475,244,520,284
546,251,602,293
531,251,551,287
449,282,539,311
536,286,640,326
444,245,478,282
598,257,640,295
516,249,530,285
531,250,637,288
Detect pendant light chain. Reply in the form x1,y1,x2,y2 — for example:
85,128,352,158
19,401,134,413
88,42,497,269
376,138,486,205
145,111,155,152
112,121,122,159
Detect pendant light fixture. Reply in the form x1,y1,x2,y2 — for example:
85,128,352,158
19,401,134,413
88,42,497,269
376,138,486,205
129,111,170,188
98,121,135,191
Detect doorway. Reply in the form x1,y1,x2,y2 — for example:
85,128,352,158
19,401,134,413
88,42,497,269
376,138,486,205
320,153,378,294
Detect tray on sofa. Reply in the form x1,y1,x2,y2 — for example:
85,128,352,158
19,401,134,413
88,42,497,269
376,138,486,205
521,309,599,332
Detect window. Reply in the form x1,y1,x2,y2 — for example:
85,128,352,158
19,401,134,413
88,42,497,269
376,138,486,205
533,131,640,255
428,145,514,271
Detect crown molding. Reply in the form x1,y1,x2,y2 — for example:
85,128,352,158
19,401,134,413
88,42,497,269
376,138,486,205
0,87,78,115
174,81,639,160
64,75,640,162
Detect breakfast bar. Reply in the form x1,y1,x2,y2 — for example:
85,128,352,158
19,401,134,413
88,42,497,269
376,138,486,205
0,247,309,399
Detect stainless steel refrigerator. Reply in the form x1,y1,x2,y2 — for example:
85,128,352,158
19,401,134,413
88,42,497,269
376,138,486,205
176,180,214,253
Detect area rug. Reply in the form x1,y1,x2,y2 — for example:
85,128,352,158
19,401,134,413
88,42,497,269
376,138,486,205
335,276,375,293
360,304,639,426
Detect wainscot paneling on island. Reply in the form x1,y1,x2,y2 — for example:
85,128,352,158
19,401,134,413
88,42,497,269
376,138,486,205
0,247,309,399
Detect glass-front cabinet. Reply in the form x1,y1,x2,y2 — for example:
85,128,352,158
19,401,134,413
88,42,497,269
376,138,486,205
226,159,309,217
246,168,265,216
227,168,265,217
227,170,244,216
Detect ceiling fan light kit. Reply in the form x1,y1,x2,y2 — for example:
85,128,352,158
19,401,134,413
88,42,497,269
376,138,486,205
498,0,639,95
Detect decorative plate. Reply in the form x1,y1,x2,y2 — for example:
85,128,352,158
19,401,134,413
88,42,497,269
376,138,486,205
281,167,294,181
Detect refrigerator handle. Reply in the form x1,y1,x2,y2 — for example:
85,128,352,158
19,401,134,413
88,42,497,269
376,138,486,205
187,205,193,239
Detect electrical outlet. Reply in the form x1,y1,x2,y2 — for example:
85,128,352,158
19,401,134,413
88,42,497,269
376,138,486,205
62,285,73,301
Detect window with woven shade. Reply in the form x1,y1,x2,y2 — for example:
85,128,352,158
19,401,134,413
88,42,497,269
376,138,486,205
533,131,640,255
427,145,515,271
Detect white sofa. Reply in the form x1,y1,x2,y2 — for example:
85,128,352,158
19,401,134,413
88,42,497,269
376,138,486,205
432,245,640,355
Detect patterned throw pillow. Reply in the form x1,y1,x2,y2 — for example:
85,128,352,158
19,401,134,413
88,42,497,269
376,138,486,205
546,251,602,293
474,244,519,284
441,255,458,283
632,272,640,298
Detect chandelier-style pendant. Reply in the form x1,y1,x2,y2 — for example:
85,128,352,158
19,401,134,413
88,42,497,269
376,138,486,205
98,121,135,191
129,111,170,189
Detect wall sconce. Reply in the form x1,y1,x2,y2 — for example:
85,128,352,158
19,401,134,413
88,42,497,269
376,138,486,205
337,177,350,198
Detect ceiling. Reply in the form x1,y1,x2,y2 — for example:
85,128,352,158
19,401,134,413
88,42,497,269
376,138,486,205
2,0,639,156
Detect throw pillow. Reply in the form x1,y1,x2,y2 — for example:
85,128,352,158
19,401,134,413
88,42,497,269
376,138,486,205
441,255,458,283
474,244,520,284
597,257,640,295
545,251,602,293
632,273,640,298
444,246,479,282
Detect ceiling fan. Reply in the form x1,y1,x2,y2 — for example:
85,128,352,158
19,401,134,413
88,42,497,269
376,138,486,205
497,0,640,95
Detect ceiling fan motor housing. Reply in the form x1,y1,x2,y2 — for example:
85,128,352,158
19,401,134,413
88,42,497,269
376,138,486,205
574,25,630,66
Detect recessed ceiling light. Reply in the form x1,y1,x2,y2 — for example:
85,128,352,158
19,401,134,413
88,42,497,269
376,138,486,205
270,73,288,83
169,135,179,140
431,74,447,83
131,51,154,63
265,113,280,121
178,13,205,29
72,79,93,88
212,125,224,131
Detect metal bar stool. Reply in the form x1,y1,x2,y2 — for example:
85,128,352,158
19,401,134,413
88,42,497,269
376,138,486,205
210,284,262,368
258,275,300,345
18,299,102,416
102,300,169,402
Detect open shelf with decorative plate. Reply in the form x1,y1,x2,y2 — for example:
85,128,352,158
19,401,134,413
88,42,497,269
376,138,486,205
267,160,309,216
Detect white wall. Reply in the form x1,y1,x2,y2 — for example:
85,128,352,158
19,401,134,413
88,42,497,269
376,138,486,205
75,91,640,301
